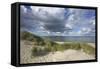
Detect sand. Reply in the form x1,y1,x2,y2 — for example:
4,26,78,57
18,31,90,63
20,40,95,64
88,43,95,48
31,49,95,63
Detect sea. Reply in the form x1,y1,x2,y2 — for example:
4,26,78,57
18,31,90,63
42,36,95,43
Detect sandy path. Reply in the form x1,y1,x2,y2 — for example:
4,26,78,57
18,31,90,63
32,49,95,63
20,40,34,64
88,43,95,48
20,40,95,64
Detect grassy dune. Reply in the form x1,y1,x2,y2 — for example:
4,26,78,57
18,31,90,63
21,31,95,57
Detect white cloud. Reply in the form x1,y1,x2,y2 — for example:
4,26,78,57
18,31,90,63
91,19,95,25
78,27,92,35
82,28,87,32
47,31,50,34
20,6,27,13
30,6,65,20
64,8,83,31
68,27,93,36
65,24,72,29
39,26,44,30
56,32,61,34
21,5,95,36
68,14,74,21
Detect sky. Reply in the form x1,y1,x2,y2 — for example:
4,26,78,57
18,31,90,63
20,5,95,36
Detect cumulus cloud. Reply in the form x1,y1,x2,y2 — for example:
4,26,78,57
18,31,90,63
20,5,96,36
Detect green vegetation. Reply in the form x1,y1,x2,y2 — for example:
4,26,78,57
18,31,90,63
21,31,45,46
21,31,95,57
62,42,81,50
80,43,95,55
32,47,50,56
62,42,95,55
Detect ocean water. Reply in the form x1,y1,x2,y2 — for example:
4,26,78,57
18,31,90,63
42,36,95,43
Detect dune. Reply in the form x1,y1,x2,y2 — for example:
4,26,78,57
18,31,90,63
20,40,95,64
31,49,95,63
88,43,95,48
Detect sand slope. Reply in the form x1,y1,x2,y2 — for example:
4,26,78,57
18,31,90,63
20,40,95,64
32,50,95,63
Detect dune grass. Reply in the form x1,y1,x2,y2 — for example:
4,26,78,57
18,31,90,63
32,42,95,56
80,43,95,55
21,31,95,56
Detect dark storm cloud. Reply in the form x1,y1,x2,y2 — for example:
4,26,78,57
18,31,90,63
20,6,71,33
20,5,96,36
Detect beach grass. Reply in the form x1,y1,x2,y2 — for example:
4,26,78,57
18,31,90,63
80,43,95,55
21,31,95,57
31,41,95,57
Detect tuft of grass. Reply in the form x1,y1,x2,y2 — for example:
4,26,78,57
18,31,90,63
80,43,95,55
62,42,81,50
70,43,81,50
61,42,95,55
32,42,95,57
31,47,50,56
